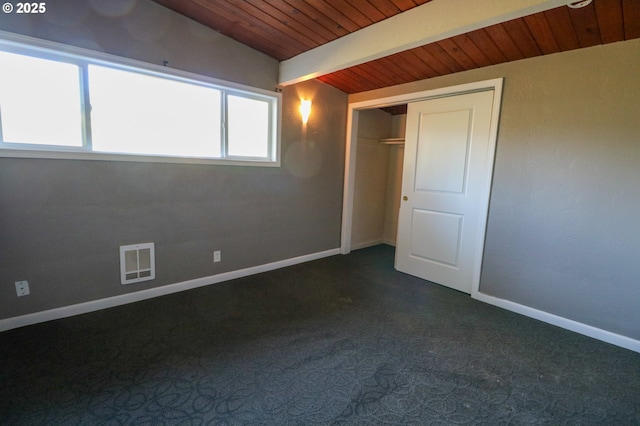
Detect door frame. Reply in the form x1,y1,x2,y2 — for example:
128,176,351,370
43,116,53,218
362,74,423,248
340,78,503,295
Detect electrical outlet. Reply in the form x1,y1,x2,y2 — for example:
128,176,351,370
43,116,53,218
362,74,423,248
213,250,221,263
15,281,30,297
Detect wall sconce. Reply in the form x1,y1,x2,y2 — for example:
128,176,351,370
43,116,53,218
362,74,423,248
300,100,312,125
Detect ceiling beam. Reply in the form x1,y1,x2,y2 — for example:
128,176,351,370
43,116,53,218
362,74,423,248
279,0,568,86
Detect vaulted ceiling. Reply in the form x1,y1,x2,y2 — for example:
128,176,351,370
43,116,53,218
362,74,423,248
153,0,639,95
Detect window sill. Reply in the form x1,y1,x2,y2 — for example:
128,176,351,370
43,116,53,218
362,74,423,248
0,147,281,167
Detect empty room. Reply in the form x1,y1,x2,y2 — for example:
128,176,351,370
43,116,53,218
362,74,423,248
1,0,639,424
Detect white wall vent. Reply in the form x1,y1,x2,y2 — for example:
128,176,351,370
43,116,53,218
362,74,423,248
120,242,155,285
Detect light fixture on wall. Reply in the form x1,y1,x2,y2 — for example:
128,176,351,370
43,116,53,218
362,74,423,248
567,0,592,8
300,99,312,125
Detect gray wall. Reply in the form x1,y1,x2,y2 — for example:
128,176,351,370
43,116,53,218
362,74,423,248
0,1,347,319
0,0,278,90
350,39,640,341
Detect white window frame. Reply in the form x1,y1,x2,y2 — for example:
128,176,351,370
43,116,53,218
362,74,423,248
0,30,281,167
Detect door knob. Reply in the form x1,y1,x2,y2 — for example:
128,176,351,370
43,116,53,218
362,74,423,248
403,196,408,201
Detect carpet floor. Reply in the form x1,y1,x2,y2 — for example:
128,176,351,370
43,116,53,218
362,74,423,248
1,245,639,425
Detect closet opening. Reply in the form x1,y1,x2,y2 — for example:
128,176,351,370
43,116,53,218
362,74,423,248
349,104,407,252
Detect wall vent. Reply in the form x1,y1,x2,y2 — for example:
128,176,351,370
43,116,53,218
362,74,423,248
120,242,155,285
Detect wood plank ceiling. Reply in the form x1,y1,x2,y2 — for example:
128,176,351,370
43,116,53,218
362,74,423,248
152,0,432,61
153,0,640,98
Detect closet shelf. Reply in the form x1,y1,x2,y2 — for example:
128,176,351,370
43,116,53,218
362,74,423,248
379,137,405,145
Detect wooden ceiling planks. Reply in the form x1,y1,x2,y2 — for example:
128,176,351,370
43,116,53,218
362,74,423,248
543,7,582,51
465,29,511,65
152,0,640,95
481,24,527,62
524,13,562,54
622,0,640,39
153,0,432,60
449,34,494,68
320,0,640,95
595,0,625,43
569,2,604,47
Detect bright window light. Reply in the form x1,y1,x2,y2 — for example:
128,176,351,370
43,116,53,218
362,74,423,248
227,95,270,158
89,65,222,158
0,33,280,166
0,51,83,147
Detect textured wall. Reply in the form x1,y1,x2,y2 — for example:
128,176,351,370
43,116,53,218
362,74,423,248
349,39,640,340
0,2,347,319
0,0,278,90
480,42,640,339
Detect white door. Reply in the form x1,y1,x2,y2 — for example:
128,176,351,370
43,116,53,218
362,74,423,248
395,90,496,294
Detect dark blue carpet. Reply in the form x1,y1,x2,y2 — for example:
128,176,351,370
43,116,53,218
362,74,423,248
1,245,639,424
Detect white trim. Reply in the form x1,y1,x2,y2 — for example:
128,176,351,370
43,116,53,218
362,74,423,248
473,291,640,353
350,239,385,251
0,248,340,333
470,81,504,296
279,0,566,85
340,78,504,255
382,239,397,247
0,147,282,168
340,106,360,254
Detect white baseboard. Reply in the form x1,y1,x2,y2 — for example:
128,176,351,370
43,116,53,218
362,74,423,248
382,238,396,247
0,248,341,333
350,239,384,251
473,291,640,353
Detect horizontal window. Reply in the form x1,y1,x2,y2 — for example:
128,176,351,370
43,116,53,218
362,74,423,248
0,51,83,147
0,33,280,166
88,65,223,158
